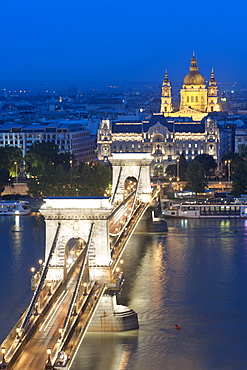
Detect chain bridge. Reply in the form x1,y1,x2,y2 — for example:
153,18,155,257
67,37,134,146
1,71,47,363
0,153,166,370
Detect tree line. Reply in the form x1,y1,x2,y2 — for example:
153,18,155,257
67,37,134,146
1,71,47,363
1,142,247,197
0,143,112,197
166,147,247,196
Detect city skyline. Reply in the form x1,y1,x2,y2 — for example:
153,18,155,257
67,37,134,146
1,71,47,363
1,0,247,86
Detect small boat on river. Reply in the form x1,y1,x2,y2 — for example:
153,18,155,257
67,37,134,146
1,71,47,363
0,200,31,215
162,199,247,219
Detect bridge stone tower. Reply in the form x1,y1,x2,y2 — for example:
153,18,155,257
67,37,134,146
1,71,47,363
39,197,112,282
109,153,152,204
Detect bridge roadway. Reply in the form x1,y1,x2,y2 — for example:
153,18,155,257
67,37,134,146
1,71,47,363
1,188,159,369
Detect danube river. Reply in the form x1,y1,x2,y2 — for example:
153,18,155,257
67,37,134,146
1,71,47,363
1,215,247,369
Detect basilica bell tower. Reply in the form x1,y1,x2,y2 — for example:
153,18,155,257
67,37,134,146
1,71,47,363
160,70,172,115
207,68,220,112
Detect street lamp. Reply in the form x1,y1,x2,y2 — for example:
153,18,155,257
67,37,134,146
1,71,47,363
83,282,88,296
176,157,179,180
16,328,21,340
58,328,63,341
1,348,6,368
227,160,231,182
47,282,52,296
14,161,18,183
45,348,53,370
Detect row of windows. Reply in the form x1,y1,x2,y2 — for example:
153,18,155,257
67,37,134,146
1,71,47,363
186,96,204,103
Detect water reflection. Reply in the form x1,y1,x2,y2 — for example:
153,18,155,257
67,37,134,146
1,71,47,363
71,332,138,370
0,215,45,342
72,219,247,370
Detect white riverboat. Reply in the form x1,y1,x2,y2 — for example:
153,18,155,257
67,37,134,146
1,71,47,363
0,200,31,215
162,199,247,219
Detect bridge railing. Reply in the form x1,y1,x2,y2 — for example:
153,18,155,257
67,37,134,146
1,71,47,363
53,283,108,369
110,200,151,272
111,166,122,204
58,223,94,346
21,222,61,330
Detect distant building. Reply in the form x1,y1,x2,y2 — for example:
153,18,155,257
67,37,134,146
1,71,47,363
97,114,220,176
235,124,247,152
0,121,96,163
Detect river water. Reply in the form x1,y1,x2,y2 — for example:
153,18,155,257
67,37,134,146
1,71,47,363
1,215,247,369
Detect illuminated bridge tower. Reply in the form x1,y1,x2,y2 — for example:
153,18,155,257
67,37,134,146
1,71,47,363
109,152,152,204
39,197,112,283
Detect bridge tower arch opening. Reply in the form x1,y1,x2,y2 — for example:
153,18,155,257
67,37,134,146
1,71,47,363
124,176,138,197
64,237,86,270
109,153,152,204
153,163,164,177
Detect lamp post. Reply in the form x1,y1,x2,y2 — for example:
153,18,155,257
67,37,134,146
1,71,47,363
176,157,179,180
83,282,88,296
14,161,18,183
16,328,21,340
45,348,53,370
227,160,231,182
1,348,6,369
58,328,63,341
47,282,52,296
169,177,172,191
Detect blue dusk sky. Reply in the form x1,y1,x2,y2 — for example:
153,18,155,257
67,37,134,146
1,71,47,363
0,0,247,87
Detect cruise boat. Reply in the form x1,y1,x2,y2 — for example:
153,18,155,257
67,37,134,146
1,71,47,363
0,200,31,215
162,199,247,219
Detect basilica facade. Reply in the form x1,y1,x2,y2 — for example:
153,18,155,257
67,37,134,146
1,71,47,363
160,53,220,120
97,55,221,177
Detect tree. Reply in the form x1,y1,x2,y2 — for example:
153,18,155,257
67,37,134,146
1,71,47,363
230,145,247,196
0,146,23,175
25,142,75,177
27,162,112,197
231,160,247,196
194,153,217,178
237,144,247,160
179,153,187,181
185,160,207,195
166,164,176,177
0,168,12,194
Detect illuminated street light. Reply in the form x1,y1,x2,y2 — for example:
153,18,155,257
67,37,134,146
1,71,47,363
16,328,21,339
176,157,179,180
227,160,231,182
83,282,88,296
58,328,63,341
1,348,6,367
45,348,53,369
14,161,18,183
47,282,52,296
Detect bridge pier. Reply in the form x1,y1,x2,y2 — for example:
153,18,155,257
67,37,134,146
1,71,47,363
88,294,139,332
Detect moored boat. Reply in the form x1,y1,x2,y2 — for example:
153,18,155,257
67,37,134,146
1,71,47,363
0,200,31,215
162,199,247,219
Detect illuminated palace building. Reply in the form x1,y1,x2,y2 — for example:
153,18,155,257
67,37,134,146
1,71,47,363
97,54,221,176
